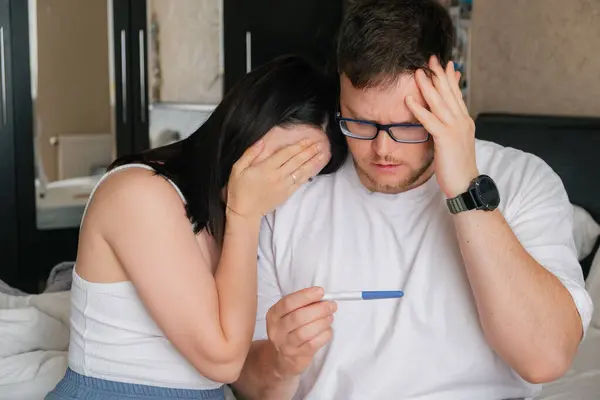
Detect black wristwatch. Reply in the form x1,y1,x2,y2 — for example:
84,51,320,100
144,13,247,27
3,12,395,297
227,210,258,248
446,175,500,214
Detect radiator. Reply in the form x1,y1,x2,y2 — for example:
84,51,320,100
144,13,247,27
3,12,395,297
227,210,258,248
55,133,113,180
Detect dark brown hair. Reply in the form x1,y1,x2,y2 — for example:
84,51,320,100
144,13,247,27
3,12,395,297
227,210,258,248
337,0,455,89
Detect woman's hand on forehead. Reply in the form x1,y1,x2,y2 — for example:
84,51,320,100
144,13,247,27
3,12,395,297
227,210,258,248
261,125,331,161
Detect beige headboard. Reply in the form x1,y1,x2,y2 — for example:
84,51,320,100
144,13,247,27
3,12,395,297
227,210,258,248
469,0,600,117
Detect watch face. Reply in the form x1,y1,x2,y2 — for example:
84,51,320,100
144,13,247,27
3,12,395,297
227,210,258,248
476,175,500,209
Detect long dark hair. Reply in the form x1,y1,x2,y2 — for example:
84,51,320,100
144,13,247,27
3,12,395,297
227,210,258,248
110,55,347,241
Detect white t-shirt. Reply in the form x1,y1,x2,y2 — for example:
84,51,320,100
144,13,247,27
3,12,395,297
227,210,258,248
254,139,593,400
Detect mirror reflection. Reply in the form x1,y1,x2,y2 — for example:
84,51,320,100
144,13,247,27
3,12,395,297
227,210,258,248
29,0,224,230
30,0,115,230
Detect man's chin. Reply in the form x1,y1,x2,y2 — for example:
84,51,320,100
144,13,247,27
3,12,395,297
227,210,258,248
372,182,409,194
364,175,410,194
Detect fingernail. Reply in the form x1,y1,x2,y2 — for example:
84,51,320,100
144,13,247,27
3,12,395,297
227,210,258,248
329,302,337,312
311,286,322,293
316,143,322,151
318,154,325,160
448,61,454,69
406,95,413,103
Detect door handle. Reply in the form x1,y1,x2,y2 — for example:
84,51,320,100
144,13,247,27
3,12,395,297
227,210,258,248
0,26,7,127
120,30,127,123
245,31,252,73
139,29,146,124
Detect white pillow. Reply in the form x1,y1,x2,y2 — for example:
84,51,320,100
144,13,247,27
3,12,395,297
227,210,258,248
573,204,600,260
586,249,600,310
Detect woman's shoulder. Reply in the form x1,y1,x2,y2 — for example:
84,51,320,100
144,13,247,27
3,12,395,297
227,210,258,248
84,166,188,232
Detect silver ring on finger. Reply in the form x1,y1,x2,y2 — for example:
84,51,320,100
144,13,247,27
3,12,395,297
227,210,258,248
290,173,297,185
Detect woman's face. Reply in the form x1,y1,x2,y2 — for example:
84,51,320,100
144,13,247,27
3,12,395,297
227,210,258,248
256,125,332,173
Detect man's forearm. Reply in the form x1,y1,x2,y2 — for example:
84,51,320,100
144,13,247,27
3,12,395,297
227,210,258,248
453,209,582,383
233,340,300,400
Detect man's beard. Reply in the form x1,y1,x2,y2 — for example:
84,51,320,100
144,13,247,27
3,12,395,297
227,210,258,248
355,152,434,194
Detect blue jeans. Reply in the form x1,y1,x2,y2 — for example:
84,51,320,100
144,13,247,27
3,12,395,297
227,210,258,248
45,368,225,400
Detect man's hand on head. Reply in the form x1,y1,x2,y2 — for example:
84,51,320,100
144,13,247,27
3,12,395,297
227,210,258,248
405,56,479,199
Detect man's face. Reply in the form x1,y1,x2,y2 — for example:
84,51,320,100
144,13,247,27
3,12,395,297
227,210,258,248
339,73,434,194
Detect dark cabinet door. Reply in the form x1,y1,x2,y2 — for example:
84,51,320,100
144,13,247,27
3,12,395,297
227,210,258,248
0,0,19,288
129,0,150,154
113,0,134,158
224,0,344,93
114,0,150,158
246,1,343,70
11,0,37,293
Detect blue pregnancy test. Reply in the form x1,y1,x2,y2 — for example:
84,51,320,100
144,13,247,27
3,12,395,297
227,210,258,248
322,290,404,301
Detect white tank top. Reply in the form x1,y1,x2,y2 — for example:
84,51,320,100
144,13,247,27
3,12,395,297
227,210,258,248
68,163,222,389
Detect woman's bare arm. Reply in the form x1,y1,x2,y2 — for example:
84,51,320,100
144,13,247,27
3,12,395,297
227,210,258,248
96,171,260,383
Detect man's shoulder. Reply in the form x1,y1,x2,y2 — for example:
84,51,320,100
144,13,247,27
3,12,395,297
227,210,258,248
476,138,535,164
475,139,566,213
475,138,552,178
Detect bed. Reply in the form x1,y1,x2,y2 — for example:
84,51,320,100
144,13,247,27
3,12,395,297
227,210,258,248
475,113,600,400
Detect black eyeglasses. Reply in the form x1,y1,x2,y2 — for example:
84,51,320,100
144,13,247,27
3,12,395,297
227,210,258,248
335,113,430,144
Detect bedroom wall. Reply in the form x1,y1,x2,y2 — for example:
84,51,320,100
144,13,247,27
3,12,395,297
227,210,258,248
148,0,223,105
469,0,600,117
146,0,222,149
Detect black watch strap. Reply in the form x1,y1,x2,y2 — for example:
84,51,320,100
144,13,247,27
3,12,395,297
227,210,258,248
447,195,468,214
446,190,478,214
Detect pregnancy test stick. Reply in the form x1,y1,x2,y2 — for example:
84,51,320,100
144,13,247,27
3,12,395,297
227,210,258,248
322,290,404,301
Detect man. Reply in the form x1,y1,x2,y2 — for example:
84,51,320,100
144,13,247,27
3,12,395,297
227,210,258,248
233,0,593,399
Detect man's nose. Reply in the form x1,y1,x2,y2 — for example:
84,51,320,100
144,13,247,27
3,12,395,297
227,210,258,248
372,129,395,156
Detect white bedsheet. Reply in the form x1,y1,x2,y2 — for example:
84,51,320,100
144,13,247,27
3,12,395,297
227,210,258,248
0,291,70,399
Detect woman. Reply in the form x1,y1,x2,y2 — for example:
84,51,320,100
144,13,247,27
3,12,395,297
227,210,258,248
46,55,346,400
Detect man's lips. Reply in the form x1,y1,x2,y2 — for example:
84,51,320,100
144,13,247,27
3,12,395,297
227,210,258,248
372,163,402,171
